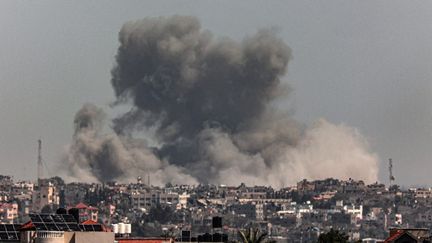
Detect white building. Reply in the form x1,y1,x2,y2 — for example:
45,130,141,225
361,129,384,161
177,193,190,209
131,189,179,210
415,188,432,198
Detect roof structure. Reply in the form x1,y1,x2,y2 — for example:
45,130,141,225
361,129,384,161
384,230,418,243
29,213,81,231
75,203,88,210
24,214,105,232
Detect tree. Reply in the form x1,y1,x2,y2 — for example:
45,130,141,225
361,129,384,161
238,228,272,243
317,229,349,243
146,205,174,224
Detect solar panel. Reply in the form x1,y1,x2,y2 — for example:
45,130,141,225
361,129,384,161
0,224,21,241
85,225,94,231
78,223,104,232
66,223,81,231
51,214,64,223
5,225,15,231
28,213,83,232
28,213,106,233
45,223,59,231
62,214,77,223
29,214,42,223
40,214,54,222
56,223,70,231
92,225,103,231
0,232,8,240
34,223,47,231
8,235,18,240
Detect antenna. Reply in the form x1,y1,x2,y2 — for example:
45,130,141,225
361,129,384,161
37,139,43,183
389,158,395,188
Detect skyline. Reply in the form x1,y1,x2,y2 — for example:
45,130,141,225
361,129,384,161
1,1,432,186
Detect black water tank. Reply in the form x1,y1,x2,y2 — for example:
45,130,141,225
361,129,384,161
181,230,191,241
212,216,222,228
68,208,79,223
56,208,67,215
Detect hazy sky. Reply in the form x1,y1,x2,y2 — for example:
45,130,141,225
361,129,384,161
1,1,431,186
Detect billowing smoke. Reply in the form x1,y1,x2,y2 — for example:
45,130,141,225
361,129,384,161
61,103,198,185
62,16,379,187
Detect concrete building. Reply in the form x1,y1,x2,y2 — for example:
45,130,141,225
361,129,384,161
32,181,59,212
131,189,178,210
73,203,98,222
414,188,432,198
12,182,34,197
177,193,190,209
0,203,18,223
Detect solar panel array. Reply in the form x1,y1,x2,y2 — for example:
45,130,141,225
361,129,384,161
28,214,104,232
29,214,81,232
0,224,20,241
79,224,103,232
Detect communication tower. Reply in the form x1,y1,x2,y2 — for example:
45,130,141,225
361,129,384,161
37,139,43,184
389,158,395,188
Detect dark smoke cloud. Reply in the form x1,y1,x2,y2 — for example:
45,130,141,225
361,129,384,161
62,16,378,187
111,16,292,165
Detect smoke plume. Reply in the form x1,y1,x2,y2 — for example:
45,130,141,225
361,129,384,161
62,16,379,187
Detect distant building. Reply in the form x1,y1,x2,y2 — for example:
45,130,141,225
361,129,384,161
414,188,432,198
131,189,178,210
73,203,98,222
177,193,190,209
0,203,18,223
31,181,59,212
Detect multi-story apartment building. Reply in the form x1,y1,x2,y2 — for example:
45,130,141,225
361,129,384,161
31,181,59,212
131,189,179,210
0,202,18,223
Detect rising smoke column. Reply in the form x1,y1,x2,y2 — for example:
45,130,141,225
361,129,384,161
63,15,379,187
111,16,293,168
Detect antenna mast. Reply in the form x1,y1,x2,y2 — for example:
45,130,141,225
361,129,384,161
37,139,43,183
388,158,395,188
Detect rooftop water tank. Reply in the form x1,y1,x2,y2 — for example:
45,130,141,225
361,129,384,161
118,223,125,234
112,224,119,234
125,224,131,234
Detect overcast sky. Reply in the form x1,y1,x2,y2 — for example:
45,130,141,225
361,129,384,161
1,1,431,186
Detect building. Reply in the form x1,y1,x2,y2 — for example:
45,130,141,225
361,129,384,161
343,205,363,221
20,213,114,243
177,193,190,209
73,203,98,222
131,189,179,210
0,203,18,223
414,188,432,199
31,181,59,212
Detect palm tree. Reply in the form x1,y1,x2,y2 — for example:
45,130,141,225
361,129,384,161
238,228,272,243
